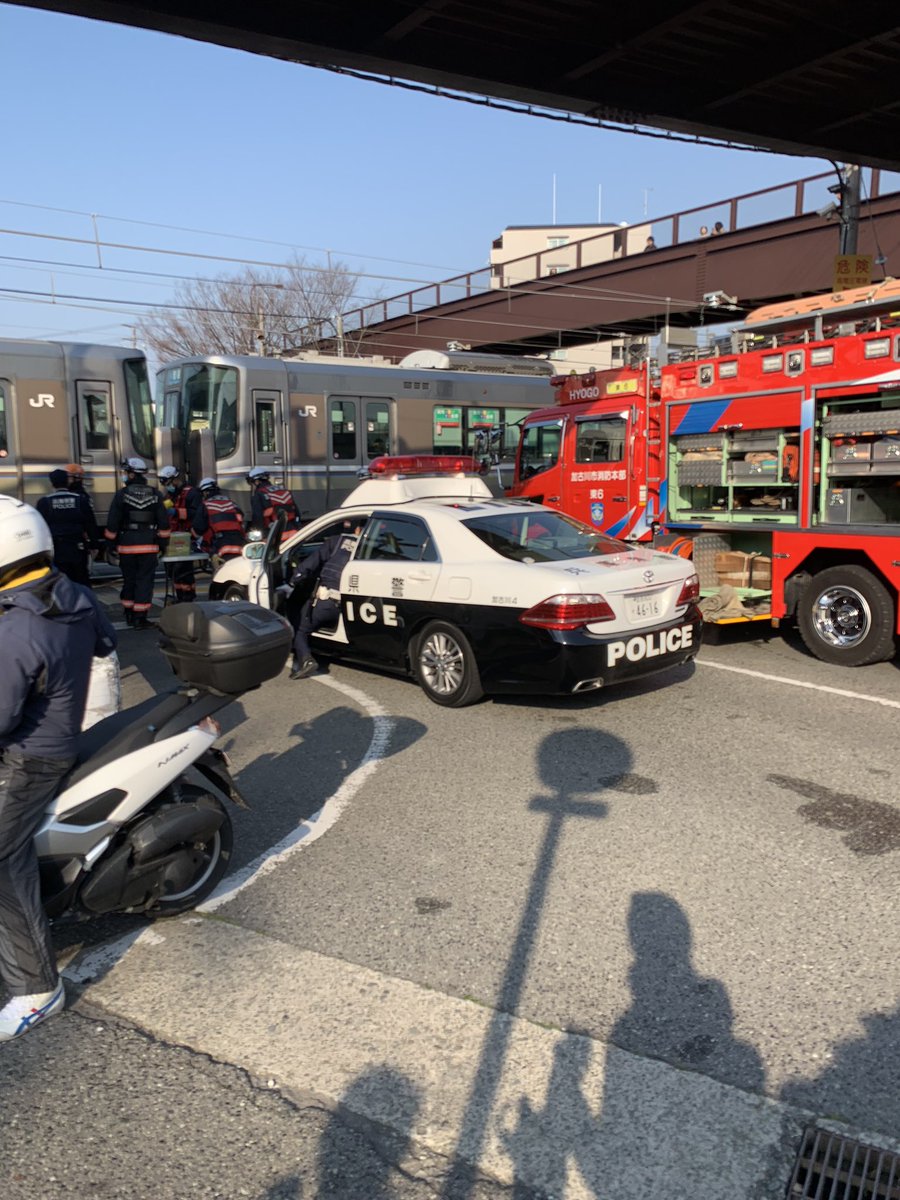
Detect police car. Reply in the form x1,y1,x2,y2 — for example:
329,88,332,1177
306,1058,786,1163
210,456,702,706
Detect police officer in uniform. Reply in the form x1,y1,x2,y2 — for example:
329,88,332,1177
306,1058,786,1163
192,477,245,570
159,465,201,602
36,469,98,586
104,457,169,628
287,520,362,679
247,467,300,533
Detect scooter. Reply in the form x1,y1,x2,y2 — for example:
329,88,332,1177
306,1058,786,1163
37,600,292,920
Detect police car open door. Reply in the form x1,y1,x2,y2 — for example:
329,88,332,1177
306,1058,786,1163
342,512,440,666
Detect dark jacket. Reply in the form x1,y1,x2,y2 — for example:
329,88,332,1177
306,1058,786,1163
192,490,245,558
167,483,203,534
37,488,99,558
290,533,358,591
0,570,117,760
251,483,299,531
105,475,170,555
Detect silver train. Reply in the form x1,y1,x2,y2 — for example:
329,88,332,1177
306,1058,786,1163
0,339,155,523
155,349,555,519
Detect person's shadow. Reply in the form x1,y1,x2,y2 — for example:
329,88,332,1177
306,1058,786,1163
315,1066,421,1199
501,893,768,1198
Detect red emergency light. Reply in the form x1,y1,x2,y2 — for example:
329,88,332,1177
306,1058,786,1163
367,454,479,476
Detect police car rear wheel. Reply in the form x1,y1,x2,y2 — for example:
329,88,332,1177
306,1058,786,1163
415,621,484,707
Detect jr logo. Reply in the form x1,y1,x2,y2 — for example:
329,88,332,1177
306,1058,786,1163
28,393,55,409
297,405,318,418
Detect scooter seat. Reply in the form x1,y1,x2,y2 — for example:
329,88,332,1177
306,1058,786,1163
68,691,194,788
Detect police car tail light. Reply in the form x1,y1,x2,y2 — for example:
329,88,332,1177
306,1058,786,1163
676,573,700,606
520,594,615,630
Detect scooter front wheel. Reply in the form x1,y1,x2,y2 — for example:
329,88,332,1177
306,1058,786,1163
146,790,234,916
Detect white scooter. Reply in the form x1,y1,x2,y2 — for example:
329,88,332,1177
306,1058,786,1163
37,601,292,920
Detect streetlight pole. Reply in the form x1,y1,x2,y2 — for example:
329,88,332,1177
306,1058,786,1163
838,164,861,256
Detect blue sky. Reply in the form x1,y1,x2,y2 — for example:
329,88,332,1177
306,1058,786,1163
0,3,857,347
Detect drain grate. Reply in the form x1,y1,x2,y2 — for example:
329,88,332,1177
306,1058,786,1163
787,1126,900,1199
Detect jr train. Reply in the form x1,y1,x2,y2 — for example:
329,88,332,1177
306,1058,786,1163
155,349,555,518
0,339,155,523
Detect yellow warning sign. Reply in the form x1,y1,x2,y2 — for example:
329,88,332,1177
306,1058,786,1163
833,254,873,292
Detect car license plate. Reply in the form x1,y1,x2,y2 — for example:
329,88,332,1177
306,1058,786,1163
625,590,664,622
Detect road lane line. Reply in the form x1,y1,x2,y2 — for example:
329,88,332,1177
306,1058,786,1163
199,675,394,912
698,657,900,709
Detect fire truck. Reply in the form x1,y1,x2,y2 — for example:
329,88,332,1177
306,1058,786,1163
507,280,900,667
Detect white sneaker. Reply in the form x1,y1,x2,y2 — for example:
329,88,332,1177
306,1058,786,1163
0,981,66,1041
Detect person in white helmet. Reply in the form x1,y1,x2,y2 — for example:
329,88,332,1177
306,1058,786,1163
158,465,201,602
0,497,117,1040
104,458,170,628
246,466,299,533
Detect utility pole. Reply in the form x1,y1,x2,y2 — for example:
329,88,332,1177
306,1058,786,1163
838,164,861,256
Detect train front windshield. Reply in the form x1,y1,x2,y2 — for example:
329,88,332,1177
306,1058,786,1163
123,358,155,460
157,363,238,458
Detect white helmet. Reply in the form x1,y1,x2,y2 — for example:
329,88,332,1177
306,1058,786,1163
198,477,217,492
122,457,147,473
247,466,269,482
158,465,180,482
0,496,53,580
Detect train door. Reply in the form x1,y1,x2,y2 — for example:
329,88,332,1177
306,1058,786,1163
74,379,118,472
326,395,393,506
251,389,285,470
0,377,21,500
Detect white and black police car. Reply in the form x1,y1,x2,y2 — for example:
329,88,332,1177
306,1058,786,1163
210,456,702,706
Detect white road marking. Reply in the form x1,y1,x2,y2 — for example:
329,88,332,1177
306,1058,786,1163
698,657,900,709
199,674,394,912
64,676,391,984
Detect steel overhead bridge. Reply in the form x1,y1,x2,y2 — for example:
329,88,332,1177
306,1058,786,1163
13,2,900,170
332,171,900,359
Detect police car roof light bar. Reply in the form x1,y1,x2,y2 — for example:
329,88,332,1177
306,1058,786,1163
367,454,478,477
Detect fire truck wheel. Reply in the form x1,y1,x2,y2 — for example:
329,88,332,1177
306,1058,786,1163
414,621,484,707
798,565,896,666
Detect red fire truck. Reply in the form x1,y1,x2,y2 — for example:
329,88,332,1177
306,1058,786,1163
508,280,900,667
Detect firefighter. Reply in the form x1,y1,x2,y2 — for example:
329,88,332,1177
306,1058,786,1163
247,467,300,533
158,465,201,603
286,519,362,679
36,469,98,587
104,457,170,629
192,477,245,570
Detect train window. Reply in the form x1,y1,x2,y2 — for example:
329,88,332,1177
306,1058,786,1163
465,407,499,453
365,400,390,458
123,358,155,459
78,386,111,451
255,401,277,453
433,406,462,454
181,364,238,458
330,400,357,460
0,382,8,458
574,416,626,464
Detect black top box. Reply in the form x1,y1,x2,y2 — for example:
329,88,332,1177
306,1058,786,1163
158,601,292,693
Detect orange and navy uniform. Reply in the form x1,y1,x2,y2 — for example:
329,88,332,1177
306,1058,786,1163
105,475,169,616
251,483,299,531
167,483,202,602
193,489,245,559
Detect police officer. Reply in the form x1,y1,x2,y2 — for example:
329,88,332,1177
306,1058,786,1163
104,457,169,628
247,467,300,533
36,469,98,586
192,477,245,570
287,519,362,679
0,496,117,1040
159,465,202,602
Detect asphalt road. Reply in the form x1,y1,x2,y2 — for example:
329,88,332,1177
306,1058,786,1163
2,612,899,1198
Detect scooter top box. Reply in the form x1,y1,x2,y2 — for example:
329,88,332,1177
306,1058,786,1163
159,601,292,693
